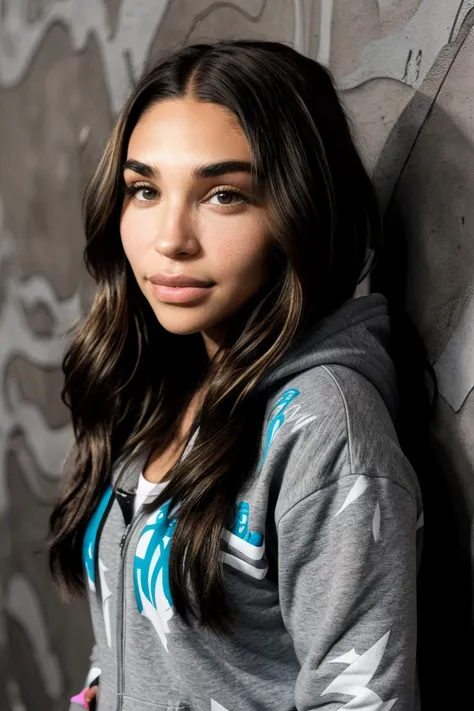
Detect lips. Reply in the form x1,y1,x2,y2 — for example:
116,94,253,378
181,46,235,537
149,273,214,288
148,273,214,305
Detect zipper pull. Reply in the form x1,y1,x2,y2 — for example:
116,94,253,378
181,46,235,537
119,524,131,557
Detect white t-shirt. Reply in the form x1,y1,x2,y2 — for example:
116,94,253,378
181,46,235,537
133,472,168,516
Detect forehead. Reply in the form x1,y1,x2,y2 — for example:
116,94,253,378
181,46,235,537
127,98,250,163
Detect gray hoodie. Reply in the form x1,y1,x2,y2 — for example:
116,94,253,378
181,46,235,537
71,293,422,711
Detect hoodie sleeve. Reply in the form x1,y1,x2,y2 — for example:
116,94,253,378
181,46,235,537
277,472,420,711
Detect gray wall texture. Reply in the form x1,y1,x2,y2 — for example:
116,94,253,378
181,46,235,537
0,1,473,709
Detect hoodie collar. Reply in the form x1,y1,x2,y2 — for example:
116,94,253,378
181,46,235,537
259,293,398,419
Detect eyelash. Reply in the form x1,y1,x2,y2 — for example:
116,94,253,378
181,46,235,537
123,182,250,207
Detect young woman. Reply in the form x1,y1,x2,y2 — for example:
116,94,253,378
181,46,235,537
50,40,422,711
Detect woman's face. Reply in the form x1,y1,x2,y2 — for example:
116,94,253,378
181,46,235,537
120,98,271,357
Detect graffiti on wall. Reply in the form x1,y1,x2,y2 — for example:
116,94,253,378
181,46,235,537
0,1,473,708
0,0,171,112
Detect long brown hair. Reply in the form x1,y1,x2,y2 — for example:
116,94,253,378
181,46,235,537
49,40,381,630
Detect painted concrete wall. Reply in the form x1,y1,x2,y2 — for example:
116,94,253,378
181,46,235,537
0,2,473,709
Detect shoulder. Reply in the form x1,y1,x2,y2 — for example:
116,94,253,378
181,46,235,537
260,365,420,520
264,363,395,454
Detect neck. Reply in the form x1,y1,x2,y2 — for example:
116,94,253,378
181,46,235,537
201,326,227,360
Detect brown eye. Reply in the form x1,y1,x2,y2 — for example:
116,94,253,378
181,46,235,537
214,192,235,205
124,183,158,202
207,189,248,207
134,187,156,201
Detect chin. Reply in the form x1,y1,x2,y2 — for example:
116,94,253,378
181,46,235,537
159,322,203,336
152,308,218,337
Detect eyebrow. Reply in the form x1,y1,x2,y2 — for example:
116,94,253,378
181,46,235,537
122,159,252,180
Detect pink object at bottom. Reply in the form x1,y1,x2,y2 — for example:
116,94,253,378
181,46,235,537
70,689,89,708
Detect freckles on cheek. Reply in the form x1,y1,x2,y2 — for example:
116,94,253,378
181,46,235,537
120,234,139,280
120,209,134,245
120,215,140,264
122,209,156,253
232,236,270,272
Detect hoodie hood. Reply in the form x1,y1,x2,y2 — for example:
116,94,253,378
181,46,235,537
259,293,397,419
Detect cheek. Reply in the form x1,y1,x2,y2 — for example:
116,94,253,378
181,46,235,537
226,241,270,289
120,211,147,273
120,211,134,259
211,221,271,286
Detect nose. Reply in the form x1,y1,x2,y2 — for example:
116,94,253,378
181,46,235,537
152,201,199,259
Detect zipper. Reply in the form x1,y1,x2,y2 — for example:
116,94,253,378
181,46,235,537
115,512,146,711
92,488,115,607
119,525,131,558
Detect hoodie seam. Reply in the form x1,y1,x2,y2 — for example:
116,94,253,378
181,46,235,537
320,365,354,474
119,694,188,708
277,472,417,526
